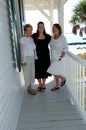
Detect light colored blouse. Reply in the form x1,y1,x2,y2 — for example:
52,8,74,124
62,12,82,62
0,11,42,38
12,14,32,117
19,36,36,63
50,35,68,60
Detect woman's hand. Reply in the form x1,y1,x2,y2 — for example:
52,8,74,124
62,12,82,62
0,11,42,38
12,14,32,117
61,51,65,58
22,62,27,66
59,51,65,61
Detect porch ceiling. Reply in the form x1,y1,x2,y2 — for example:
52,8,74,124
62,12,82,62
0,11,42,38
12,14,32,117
23,0,68,10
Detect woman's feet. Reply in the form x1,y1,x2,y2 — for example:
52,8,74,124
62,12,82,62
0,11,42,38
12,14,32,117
37,78,46,91
37,86,42,91
37,86,46,91
27,85,37,95
37,83,46,91
27,88,37,95
41,86,46,89
51,86,60,91
61,79,66,86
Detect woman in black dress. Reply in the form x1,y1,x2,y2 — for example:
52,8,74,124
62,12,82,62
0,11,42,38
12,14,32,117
32,21,51,90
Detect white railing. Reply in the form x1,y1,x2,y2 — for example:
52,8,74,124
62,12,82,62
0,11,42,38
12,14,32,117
66,51,86,122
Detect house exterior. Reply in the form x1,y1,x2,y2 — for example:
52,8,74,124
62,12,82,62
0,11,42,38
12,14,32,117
0,0,25,130
0,0,68,130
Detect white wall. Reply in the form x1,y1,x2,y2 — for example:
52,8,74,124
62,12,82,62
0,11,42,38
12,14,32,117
0,1,24,130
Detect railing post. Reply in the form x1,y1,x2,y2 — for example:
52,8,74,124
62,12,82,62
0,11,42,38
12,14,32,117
66,51,86,122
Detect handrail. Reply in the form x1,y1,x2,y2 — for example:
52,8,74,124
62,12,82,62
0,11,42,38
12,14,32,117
66,51,86,122
66,51,86,67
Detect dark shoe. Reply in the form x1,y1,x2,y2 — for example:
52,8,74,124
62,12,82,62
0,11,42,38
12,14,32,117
61,80,66,86
37,87,42,91
51,87,60,91
41,87,46,89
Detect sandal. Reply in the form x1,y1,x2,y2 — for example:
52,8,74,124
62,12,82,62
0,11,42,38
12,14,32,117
41,87,46,89
37,86,46,91
51,87,60,91
61,80,66,86
27,89,37,95
37,87,42,91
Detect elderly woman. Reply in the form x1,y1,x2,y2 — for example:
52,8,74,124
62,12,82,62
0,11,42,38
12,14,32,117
19,24,37,95
47,24,68,91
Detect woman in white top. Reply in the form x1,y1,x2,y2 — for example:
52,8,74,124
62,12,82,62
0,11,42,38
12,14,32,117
47,24,68,91
19,24,37,95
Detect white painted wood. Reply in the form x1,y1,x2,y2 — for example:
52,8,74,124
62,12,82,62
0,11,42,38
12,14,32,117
23,0,68,10
0,1,25,130
16,80,86,130
23,0,67,34
58,0,64,33
66,51,86,122
50,0,54,34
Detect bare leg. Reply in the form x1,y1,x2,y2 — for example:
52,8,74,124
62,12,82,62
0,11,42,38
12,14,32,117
37,78,43,91
55,75,60,88
41,78,46,88
59,75,66,82
37,78,42,87
51,75,60,91
58,75,66,86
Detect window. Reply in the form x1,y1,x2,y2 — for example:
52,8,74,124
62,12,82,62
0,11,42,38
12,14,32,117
7,0,25,72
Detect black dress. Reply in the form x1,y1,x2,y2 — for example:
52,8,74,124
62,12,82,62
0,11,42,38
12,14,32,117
32,34,51,78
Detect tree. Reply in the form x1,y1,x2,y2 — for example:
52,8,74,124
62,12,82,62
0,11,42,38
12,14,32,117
70,0,86,36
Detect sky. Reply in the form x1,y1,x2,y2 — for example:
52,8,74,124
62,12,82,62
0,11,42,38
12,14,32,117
25,0,81,34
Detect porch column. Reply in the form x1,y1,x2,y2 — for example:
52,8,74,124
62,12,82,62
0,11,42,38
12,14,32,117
58,0,64,34
49,0,54,34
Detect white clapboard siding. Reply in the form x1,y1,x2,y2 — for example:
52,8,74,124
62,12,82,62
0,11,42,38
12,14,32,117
0,1,25,130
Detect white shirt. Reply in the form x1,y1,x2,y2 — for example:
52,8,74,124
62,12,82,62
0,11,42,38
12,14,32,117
19,36,36,63
50,35,68,60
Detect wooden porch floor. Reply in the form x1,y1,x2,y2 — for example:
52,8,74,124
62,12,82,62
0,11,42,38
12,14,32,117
16,78,86,130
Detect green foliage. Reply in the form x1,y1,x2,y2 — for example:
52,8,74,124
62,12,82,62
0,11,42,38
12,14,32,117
78,53,86,60
70,0,86,36
70,0,86,25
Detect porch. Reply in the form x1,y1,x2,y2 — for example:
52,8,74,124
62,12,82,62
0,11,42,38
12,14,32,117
16,78,86,130
0,0,86,130
16,52,86,130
